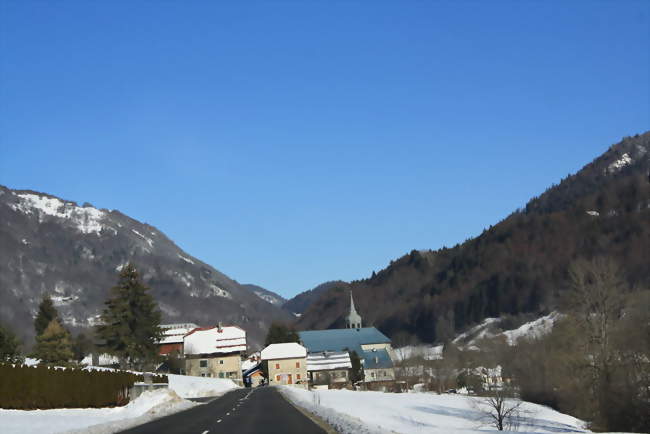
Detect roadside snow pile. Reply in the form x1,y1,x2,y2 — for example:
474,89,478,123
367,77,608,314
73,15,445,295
280,387,590,434
167,373,239,398
0,389,195,434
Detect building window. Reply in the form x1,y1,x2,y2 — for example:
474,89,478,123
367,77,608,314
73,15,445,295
219,360,224,365
199,360,207,368
218,372,224,378
275,363,280,369
276,375,280,382
296,374,301,380
201,373,206,377
295,362,300,368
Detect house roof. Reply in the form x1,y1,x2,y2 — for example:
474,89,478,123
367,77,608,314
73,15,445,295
157,325,198,345
362,348,393,369
261,343,307,360
298,327,391,354
183,325,246,355
307,351,352,371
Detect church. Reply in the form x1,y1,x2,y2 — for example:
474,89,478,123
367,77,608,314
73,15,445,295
298,292,396,388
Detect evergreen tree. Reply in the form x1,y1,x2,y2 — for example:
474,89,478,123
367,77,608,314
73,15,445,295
264,322,299,346
0,323,23,363
34,319,74,366
34,294,59,337
96,263,162,370
72,332,94,362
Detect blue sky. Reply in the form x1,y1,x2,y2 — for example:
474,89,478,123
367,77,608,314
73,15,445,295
1,1,648,298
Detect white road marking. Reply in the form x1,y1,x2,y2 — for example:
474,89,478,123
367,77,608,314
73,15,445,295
226,412,230,416
201,431,209,434
217,419,222,423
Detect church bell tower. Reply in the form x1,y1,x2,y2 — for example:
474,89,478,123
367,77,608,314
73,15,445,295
346,291,363,329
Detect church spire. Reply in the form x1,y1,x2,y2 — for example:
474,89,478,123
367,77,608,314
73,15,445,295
346,290,362,329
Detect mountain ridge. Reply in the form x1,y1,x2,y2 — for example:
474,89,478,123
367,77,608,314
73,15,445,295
0,185,293,348
295,132,650,342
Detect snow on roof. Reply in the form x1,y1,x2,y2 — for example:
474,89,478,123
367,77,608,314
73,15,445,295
183,326,246,355
307,351,352,371
157,324,199,345
160,323,198,330
261,343,307,360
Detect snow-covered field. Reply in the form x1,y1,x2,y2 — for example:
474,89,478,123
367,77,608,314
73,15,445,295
280,387,591,434
0,375,239,434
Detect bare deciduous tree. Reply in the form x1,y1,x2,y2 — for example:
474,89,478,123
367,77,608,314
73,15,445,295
472,390,523,431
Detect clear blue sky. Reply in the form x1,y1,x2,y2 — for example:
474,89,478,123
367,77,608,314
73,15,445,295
1,1,648,298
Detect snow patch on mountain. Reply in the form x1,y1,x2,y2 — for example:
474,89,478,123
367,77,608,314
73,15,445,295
177,254,195,265
9,193,104,235
131,229,154,248
209,284,231,299
254,291,283,305
502,312,561,345
606,153,632,173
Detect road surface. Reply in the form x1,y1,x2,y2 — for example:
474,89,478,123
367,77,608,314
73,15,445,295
119,387,327,434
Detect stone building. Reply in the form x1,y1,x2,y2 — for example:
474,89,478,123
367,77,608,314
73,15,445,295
261,342,308,389
183,324,246,384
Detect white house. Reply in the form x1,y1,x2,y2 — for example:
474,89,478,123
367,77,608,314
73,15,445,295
261,343,308,389
184,324,247,384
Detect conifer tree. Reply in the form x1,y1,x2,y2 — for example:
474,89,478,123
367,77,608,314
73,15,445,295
264,322,299,346
96,263,162,370
34,319,74,366
34,294,59,337
0,323,23,363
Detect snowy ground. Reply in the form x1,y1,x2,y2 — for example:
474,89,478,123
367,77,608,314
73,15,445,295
280,387,592,434
0,375,239,434
167,373,239,398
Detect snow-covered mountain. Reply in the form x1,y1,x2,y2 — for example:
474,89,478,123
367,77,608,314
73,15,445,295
0,186,292,347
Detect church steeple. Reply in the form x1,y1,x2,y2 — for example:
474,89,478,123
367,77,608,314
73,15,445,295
346,291,362,329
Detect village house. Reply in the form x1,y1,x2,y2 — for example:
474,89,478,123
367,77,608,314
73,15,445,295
157,323,198,355
362,348,396,382
307,351,352,389
261,342,308,389
184,324,246,385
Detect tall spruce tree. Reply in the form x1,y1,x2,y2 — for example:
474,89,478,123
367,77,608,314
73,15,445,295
34,294,59,337
0,323,23,363
96,263,162,369
34,319,74,366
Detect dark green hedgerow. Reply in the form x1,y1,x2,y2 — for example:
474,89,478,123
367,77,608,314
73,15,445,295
0,364,167,409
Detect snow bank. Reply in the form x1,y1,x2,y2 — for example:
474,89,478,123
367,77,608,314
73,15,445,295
0,389,194,434
167,373,239,398
280,387,591,434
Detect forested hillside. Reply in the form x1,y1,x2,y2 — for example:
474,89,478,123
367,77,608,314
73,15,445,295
296,133,650,343
283,281,349,315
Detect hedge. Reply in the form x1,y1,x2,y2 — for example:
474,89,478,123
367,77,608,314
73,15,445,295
0,364,167,409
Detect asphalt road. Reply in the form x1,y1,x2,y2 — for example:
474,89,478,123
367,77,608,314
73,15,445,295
119,387,327,434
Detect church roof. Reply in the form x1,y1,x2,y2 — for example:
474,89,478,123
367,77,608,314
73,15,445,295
298,327,391,353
